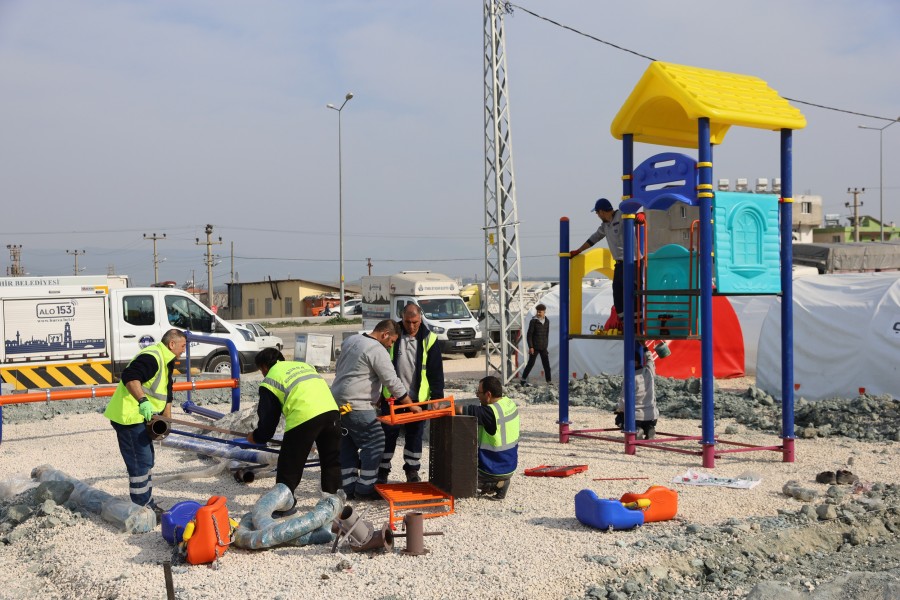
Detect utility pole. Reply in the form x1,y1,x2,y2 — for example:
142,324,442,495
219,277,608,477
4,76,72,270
846,188,865,242
196,224,222,308
66,249,86,275
229,241,235,318
484,0,525,384
6,244,23,276
143,233,166,284
366,257,373,276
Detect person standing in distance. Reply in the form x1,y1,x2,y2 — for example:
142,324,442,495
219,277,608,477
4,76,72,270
246,348,342,517
570,198,626,328
520,303,551,386
103,329,186,518
377,303,444,484
331,320,413,500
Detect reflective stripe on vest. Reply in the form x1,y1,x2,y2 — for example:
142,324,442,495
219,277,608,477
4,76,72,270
104,342,175,426
477,396,520,477
383,332,437,401
478,396,520,451
260,361,336,432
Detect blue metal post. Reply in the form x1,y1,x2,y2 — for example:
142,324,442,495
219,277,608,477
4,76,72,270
558,217,570,443
621,133,637,453
697,118,716,467
181,332,242,414
780,128,796,462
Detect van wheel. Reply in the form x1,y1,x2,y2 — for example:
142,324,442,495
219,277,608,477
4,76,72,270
206,355,233,374
464,351,479,359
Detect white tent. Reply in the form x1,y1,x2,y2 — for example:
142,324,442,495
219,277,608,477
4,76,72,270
756,272,900,400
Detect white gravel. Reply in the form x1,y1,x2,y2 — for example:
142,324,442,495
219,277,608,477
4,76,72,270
1,359,898,599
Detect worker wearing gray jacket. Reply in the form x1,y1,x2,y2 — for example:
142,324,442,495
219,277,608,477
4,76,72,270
331,320,413,500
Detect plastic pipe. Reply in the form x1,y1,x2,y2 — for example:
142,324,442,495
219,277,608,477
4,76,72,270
31,464,155,534
233,483,344,549
154,458,228,484
161,435,279,464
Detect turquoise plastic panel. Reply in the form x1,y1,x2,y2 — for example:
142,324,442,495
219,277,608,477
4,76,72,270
646,244,699,337
713,192,781,294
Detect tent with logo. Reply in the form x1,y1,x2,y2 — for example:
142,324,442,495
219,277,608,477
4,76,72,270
756,272,900,400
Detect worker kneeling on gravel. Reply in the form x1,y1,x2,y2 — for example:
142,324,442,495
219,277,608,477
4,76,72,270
246,348,342,518
104,328,186,521
455,376,519,500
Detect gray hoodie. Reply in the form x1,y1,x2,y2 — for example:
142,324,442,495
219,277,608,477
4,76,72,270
331,333,408,412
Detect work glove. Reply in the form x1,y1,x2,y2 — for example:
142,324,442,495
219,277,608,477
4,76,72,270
569,248,581,257
138,399,155,422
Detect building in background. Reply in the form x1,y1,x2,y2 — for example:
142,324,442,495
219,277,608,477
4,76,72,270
225,279,357,320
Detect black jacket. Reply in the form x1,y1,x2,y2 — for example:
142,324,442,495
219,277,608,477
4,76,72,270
390,324,445,400
526,316,550,352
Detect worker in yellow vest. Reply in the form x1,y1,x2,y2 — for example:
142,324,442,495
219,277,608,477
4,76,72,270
378,303,444,484
455,375,519,500
247,347,342,517
104,329,186,519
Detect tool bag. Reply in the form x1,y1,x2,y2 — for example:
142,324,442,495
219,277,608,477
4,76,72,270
181,496,236,565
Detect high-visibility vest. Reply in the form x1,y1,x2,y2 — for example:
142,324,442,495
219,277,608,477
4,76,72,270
477,396,520,476
383,331,437,401
260,361,336,432
104,342,175,426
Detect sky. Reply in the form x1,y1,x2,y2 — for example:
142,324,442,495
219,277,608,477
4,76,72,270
1,1,899,289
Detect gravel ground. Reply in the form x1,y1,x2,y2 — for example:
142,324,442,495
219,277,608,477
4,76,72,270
0,356,898,600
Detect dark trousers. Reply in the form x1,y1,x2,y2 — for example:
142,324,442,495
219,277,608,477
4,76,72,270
521,349,551,382
612,261,624,317
111,421,155,507
278,410,342,497
380,419,425,474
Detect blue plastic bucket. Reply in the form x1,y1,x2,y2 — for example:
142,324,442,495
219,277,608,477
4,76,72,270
161,500,202,545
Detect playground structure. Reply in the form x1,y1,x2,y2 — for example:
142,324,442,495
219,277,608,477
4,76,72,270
558,61,807,468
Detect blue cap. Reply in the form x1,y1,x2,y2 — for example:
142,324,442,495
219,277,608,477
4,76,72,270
592,198,613,212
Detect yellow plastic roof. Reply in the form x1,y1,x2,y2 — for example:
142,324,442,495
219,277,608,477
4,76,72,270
610,61,807,148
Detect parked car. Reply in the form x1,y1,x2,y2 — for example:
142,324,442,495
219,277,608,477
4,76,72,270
234,322,284,350
341,299,362,316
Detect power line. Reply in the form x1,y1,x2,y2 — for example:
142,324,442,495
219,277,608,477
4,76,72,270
508,2,898,123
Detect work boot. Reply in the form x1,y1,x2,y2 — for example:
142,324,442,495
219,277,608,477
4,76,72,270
493,479,510,500
376,468,390,485
405,470,421,483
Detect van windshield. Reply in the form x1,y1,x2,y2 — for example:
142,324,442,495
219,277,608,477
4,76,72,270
419,298,471,320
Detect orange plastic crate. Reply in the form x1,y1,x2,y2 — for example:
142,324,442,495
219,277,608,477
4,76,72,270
374,482,454,528
376,396,455,426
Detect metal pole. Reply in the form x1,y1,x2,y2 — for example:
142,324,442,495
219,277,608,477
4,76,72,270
328,93,354,317
859,118,899,242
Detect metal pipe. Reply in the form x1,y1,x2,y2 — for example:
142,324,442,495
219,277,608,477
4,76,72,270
162,434,279,463
349,523,394,553
558,217,570,443
402,512,428,556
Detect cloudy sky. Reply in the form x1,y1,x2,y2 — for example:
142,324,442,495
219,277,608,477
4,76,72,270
1,1,898,288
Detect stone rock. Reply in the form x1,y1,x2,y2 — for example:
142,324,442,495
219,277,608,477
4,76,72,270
4,504,32,525
816,504,837,521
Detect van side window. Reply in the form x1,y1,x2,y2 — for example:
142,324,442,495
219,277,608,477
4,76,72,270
123,295,155,326
395,300,406,319
165,295,214,333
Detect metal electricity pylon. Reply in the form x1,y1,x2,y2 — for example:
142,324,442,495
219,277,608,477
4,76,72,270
483,0,525,384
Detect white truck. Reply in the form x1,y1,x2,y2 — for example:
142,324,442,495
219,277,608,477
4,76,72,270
361,271,484,357
0,275,258,390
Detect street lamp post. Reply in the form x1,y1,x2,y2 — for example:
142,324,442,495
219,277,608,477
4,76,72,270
327,92,354,318
859,117,900,242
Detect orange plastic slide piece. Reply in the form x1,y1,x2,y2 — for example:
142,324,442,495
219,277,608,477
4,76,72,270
619,486,678,523
374,482,454,529
185,496,233,565
377,396,455,426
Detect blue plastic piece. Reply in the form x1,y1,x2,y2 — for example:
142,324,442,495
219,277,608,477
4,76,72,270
622,152,699,213
713,191,781,294
575,489,644,531
161,500,202,545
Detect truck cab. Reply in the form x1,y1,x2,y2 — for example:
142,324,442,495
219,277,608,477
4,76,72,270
362,271,484,358
109,288,258,376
